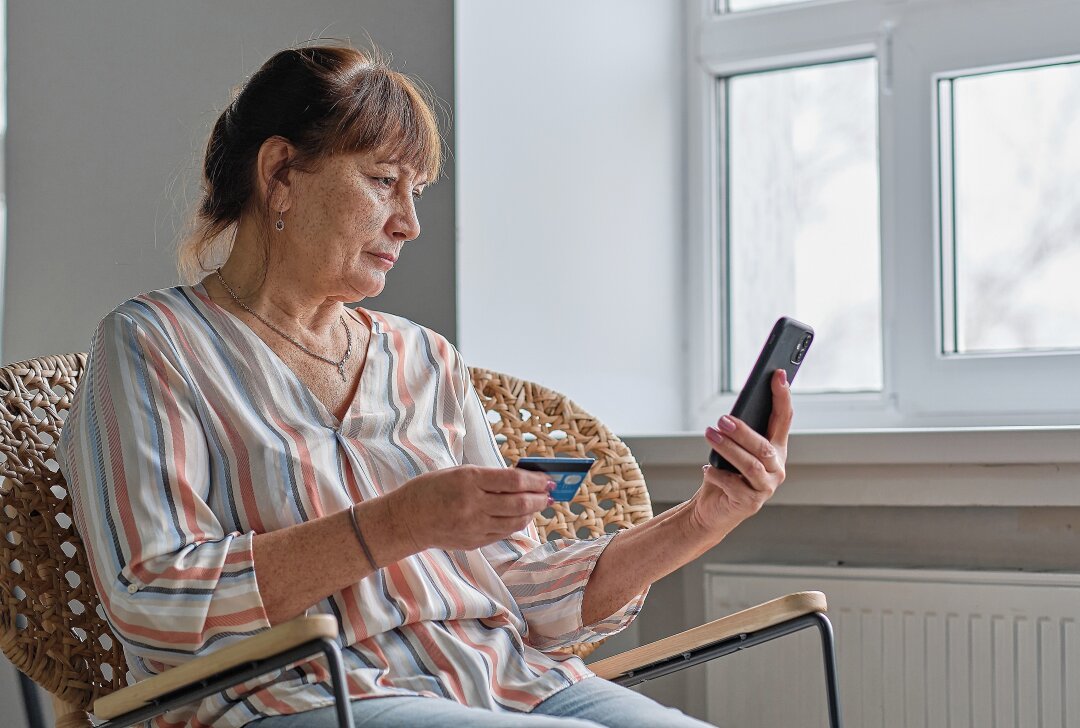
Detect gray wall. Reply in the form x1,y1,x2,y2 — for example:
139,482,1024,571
2,0,456,366
1,3,454,725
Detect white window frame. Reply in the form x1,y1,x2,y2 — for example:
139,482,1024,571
686,0,1080,431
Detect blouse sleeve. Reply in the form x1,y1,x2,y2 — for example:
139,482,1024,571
59,309,271,666
454,348,648,652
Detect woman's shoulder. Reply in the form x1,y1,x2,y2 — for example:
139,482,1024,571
360,308,458,353
103,285,199,328
359,307,469,381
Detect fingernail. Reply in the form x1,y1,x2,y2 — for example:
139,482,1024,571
719,415,736,433
780,369,788,386
546,481,557,492
546,494,555,505
706,426,724,442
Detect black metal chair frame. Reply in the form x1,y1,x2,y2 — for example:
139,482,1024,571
19,612,840,728
99,638,355,728
613,611,842,728
15,639,355,728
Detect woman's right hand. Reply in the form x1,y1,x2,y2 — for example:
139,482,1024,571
389,465,554,552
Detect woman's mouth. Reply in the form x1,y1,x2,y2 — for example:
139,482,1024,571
368,252,396,267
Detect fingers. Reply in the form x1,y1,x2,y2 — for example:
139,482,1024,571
766,368,794,450
707,414,783,473
476,508,542,546
705,373,791,488
476,467,551,495
481,490,551,518
705,425,776,488
484,514,537,536
717,420,783,476
700,463,770,515
413,467,550,551
468,467,552,520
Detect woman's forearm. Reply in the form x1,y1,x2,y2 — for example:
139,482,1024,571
580,500,740,627
252,492,419,625
253,484,737,628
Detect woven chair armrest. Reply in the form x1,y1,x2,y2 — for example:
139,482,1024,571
586,590,827,680
93,615,339,720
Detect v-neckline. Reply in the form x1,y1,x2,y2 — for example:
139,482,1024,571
192,281,380,432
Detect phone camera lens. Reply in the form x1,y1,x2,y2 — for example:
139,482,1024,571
791,333,812,365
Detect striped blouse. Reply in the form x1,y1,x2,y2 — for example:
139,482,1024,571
58,283,647,727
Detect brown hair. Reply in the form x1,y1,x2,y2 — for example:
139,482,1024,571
177,44,442,284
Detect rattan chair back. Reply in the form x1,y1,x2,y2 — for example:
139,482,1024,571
0,354,125,714
468,367,653,542
0,355,654,714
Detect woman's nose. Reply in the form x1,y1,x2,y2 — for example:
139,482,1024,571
389,195,421,241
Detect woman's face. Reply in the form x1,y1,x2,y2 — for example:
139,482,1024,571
280,149,427,302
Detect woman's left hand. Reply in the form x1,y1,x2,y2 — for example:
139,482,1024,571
690,369,793,536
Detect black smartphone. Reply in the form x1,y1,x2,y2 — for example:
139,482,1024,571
709,317,814,472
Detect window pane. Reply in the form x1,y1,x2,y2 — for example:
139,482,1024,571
723,0,812,12
727,58,881,393
942,62,1080,354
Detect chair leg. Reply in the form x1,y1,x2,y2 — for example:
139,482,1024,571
318,638,356,728
51,694,93,728
17,670,46,728
608,611,842,726
811,613,843,728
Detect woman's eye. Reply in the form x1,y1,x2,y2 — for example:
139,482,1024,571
412,188,425,199
374,176,396,187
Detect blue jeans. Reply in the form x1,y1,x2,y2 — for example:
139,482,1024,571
249,677,713,727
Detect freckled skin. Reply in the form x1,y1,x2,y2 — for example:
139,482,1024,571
284,154,415,303
201,145,427,421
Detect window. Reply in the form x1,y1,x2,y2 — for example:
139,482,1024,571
722,0,811,13
688,0,1080,429
727,58,881,394
939,61,1080,356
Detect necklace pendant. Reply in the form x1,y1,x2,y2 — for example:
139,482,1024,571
338,362,347,382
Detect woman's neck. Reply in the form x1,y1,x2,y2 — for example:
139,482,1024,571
207,261,347,341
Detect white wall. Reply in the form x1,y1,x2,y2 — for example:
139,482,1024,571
2,0,456,365
455,0,686,435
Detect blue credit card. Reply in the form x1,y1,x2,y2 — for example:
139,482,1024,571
514,457,596,502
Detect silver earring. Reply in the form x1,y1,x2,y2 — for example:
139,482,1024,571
275,211,285,232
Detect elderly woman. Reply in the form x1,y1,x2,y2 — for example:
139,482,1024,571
58,45,793,728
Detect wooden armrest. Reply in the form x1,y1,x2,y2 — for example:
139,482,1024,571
93,615,338,720
587,590,827,680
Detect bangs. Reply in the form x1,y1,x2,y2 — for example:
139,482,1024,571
329,67,442,181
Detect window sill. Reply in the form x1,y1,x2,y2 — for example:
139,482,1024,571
621,427,1080,507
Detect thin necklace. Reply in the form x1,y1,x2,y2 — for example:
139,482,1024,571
215,269,353,382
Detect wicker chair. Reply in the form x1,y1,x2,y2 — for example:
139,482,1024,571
1,354,841,728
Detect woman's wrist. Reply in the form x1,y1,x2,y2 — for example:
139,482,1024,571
352,489,427,567
348,503,378,569
385,486,426,553
685,490,741,550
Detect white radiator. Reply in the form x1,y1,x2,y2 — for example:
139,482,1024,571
704,564,1080,728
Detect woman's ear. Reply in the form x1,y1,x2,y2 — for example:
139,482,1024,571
256,136,295,214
